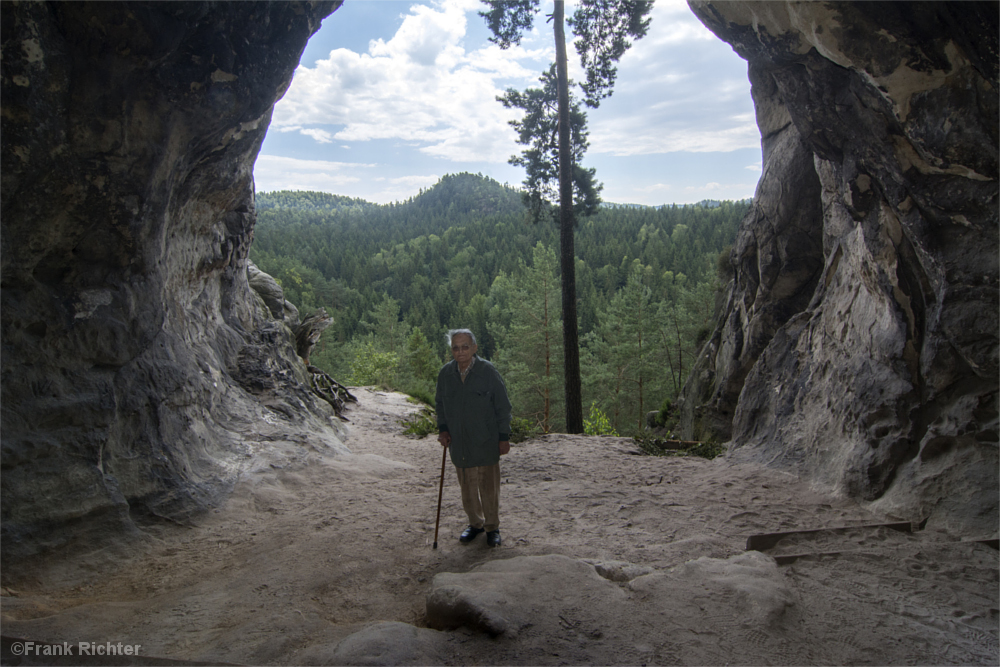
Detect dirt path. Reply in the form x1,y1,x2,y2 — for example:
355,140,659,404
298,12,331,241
2,388,997,665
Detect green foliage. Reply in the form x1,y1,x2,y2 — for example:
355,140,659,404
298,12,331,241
653,279,719,402
482,0,651,436
685,440,727,459
347,341,399,387
400,329,440,387
717,244,734,281
583,402,618,436
249,175,747,427
583,259,662,432
481,0,652,110
251,174,746,349
256,190,374,213
361,295,410,354
498,64,602,222
403,385,435,407
633,433,725,460
568,0,653,108
656,397,673,428
480,0,537,49
489,242,564,432
508,416,539,444
400,408,438,437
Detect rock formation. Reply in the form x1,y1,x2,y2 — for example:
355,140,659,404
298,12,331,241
677,1,998,534
2,0,995,564
1,1,344,560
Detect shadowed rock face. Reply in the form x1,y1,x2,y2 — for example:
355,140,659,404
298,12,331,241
1,1,343,559
680,1,998,533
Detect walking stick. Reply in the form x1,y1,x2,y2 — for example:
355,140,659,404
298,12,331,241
432,444,448,549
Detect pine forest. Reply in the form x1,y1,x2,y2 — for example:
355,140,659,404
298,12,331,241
250,173,748,436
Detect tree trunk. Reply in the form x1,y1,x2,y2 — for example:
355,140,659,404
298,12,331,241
543,274,552,433
554,0,583,433
637,291,644,433
294,308,334,364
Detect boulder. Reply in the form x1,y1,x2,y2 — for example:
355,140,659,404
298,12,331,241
296,622,451,666
677,1,998,534
426,554,626,641
247,260,288,321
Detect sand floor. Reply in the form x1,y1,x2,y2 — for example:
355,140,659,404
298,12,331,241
2,388,997,665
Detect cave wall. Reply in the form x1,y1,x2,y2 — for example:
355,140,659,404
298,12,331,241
678,1,998,534
1,1,344,559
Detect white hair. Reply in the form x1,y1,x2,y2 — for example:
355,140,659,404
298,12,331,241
446,328,477,346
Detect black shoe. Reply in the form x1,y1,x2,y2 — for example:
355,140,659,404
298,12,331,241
459,526,484,543
486,530,501,547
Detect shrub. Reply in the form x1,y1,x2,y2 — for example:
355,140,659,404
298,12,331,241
655,397,672,428
402,383,435,407
400,408,437,437
583,402,618,436
348,341,399,387
509,417,538,444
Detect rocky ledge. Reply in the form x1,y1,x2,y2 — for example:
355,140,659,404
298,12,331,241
1,1,343,561
1,1,995,564
676,1,998,535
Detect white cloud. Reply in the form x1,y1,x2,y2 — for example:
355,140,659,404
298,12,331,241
267,0,761,165
639,0,722,49
592,120,759,155
270,0,534,164
635,183,674,193
257,0,761,204
361,173,441,202
385,174,440,190
687,182,723,192
683,180,755,196
254,155,370,190
301,128,334,143
745,162,762,171
585,0,757,157
607,177,756,206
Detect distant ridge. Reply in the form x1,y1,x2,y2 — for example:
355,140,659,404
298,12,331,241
257,175,752,213
255,190,375,213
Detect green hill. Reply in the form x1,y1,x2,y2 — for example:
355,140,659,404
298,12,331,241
251,172,748,433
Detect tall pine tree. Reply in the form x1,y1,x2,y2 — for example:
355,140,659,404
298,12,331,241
481,0,651,433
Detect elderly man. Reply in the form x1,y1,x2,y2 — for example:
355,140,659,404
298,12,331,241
435,328,512,547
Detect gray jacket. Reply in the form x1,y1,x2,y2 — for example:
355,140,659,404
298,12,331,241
435,356,512,469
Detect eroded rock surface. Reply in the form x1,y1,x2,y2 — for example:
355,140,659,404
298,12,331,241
356,547,994,665
1,1,343,560
677,1,998,534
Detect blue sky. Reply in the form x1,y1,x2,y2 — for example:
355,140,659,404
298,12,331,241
254,0,761,206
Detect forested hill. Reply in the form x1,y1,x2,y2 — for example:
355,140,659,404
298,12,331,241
256,189,376,214
251,172,749,433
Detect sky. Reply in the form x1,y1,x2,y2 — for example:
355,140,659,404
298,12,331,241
253,0,762,207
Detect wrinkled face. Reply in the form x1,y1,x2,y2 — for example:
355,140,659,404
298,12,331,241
450,333,477,367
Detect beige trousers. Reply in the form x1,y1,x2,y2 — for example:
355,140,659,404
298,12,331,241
455,463,501,532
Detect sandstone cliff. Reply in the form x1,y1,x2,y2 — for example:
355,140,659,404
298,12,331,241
1,1,343,560
2,1,996,563
678,1,998,534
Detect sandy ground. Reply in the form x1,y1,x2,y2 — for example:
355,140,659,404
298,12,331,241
2,388,997,665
